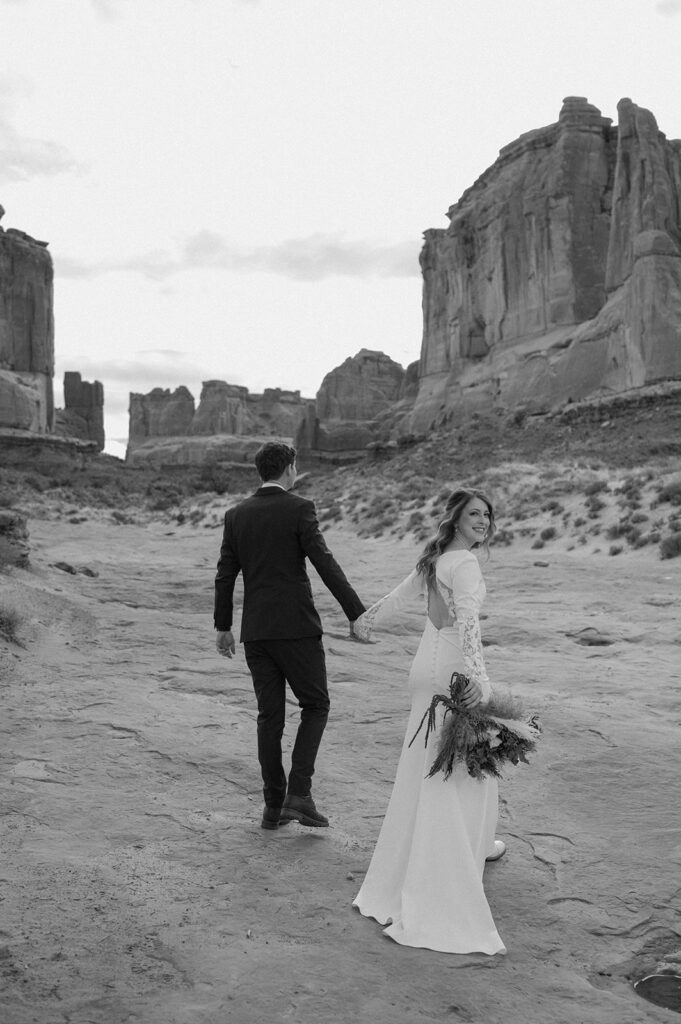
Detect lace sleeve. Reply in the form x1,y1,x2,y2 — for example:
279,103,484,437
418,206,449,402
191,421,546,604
439,554,491,699
353,569,424,640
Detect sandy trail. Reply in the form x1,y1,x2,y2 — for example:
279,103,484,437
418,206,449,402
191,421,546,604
1,517,680,1024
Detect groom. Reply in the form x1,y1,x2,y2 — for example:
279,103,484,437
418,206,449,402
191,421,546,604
214,441,366,830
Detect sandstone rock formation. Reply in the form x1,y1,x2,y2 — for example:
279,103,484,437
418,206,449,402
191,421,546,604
126,382,309,466
128,386,196,449
190,381,306,439
315,349,405,421
54,372,105,450
408,96,681,431
0,212,55,434
296,349,414,462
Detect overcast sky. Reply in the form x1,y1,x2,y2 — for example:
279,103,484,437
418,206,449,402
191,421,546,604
2,0,680,455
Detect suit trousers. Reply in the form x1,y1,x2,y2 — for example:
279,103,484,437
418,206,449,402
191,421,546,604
244,636,330,807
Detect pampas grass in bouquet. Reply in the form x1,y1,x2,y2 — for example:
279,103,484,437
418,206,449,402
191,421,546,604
409,672,541,781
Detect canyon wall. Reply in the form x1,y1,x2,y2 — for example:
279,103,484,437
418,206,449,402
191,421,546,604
408,96,681,431
0,210,55,434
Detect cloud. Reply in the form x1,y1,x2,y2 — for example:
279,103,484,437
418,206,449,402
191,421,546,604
0,85,80,182
61,351,225,395
55,231,420,282
656,0,681,12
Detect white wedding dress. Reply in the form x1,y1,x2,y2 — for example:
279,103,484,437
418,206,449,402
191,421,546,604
352,549,506,955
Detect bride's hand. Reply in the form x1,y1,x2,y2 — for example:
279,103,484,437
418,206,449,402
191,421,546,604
460,678,483,708
349,621,375,644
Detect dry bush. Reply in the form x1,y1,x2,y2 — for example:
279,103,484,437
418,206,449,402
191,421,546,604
659,532,681,560
657,480,681,506
0,603,22,644
584,480,609,496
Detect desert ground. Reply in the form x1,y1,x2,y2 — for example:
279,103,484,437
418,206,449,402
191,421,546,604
1,481,681,1024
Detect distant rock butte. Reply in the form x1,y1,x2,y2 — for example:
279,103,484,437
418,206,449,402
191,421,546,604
54,372,105,450
296,349,414,461
126,382,310,465
127,351,413,466
409,96,681,430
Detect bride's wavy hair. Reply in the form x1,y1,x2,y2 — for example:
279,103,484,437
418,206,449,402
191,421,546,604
415,488,495,582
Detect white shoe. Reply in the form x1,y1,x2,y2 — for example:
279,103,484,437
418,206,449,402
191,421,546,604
486,840,506,862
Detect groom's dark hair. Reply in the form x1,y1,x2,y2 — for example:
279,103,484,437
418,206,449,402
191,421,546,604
255,441,296,482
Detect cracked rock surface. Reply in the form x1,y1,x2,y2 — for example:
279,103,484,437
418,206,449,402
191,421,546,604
1,518,680,1023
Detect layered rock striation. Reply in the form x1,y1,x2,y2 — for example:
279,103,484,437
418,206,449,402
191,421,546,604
409,96,681,430
0,209,55,434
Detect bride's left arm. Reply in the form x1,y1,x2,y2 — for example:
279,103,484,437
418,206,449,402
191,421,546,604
351,569,424,641
446,556,492,703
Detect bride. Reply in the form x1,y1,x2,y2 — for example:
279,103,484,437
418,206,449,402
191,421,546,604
351,488,506,955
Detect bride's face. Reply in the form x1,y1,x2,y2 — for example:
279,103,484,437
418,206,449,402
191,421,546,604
456,497,491,548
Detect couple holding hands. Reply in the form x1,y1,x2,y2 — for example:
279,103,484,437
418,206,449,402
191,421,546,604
214,441,506,955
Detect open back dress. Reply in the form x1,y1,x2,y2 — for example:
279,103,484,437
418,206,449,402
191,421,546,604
352,549,506,955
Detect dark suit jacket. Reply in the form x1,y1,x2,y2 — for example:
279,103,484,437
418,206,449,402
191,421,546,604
214,486,365,642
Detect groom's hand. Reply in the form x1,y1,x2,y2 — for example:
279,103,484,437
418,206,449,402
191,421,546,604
216,630,236,658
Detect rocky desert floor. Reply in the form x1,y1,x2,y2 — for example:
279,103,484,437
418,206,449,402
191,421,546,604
1,496,681,1024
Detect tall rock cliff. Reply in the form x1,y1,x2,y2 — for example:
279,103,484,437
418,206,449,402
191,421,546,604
0,209,55,433
409,97,681,430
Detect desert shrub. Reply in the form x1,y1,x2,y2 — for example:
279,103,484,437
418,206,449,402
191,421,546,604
657,480,681,506
492,528,514,546
609,544,623,556
584,480,609,496
630,511,649,524
541,500,564,514
605,521,629,540
585,495,605,516
616,476,642,505
320,504,342,522
632,533,651,548
509,407,528,427
573,516,586,528
148,494,176,512
0,604,21,644
200,461,230,495
539,526,557,541
531,538,545,550
659,532,681,560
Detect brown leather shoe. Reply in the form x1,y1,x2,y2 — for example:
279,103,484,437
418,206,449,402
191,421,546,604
261,806,282,830
280,794,329,828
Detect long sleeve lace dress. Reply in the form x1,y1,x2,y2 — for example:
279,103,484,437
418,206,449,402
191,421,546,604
352,549,506,955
